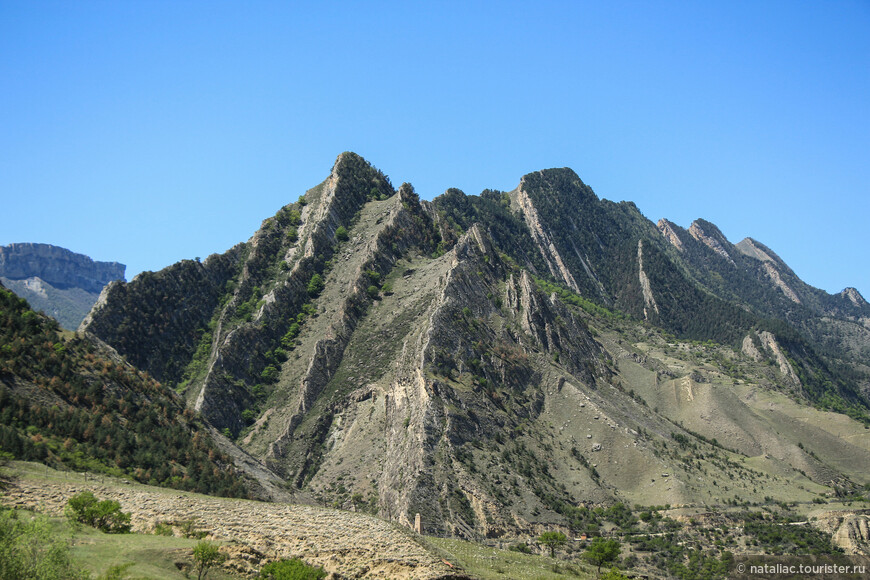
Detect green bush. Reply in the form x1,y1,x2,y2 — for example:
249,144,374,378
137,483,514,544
307,274,324,297
1,506,89,579
335,226,349,242
193,541,225,580
65,491,131,533
260,557,327,579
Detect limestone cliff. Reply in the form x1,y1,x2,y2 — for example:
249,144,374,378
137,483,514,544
0,243,124,293
0,243,125,329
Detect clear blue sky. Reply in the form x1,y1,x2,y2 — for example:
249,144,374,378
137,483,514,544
2,1,868,298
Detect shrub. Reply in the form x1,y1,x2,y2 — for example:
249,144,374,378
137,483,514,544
65,491,131,533
260,557,327,579
193,541,225,580
0,506,89,579
335,226,348,242
307,274,324,297
508,542,532,554
180,518,207,539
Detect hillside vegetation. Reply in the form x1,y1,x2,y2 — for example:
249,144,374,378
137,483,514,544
0,284,249,497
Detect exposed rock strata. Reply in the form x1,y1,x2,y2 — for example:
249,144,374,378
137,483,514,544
0,243,125,293
657,218,684,252
688,220,735,265
513,176,581,292
637,240,660,320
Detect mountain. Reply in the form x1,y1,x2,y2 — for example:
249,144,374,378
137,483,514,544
0,281,258,499
78,153,870,546
0,243,125,330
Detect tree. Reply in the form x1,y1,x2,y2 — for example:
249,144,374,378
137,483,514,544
307,274,324,297
193,541,225,580
65,491,131,533
335,226,349,242
259,557,327,579
582,537,621,573
1,505,90,579
537,531,568,558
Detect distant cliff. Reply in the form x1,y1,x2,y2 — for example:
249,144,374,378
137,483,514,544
0,243,125,329
0,243,125,293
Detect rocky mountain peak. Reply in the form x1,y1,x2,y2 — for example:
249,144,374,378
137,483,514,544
840,287,868,308
657,218,685,252
687,219,735,265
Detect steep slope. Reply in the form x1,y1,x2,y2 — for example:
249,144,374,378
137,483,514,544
0,243,125,329
655,218,870,408
80,153,870,540
0,282,251,498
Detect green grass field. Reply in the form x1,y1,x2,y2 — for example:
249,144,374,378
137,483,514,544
424,537,595,580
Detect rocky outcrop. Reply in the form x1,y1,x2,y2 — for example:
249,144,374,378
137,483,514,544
0,243,124,293
637,240,660,320
741,334,764,362
265,184,437,469
812,511,870,556
734,238,803,303
688,220,735,266
762,261,801,304
742,330,802,387
832,514,870,555
657,218,684,252
513,176,581,292
840,287,868,308
735,237,779,264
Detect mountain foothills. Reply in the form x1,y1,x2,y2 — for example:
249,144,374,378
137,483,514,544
0,283,250,498
74,153,870,527
0,243,125,330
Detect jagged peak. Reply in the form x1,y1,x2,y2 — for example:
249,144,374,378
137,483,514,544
517,166,598,202
689,219,729,243
840,287,868,307
735,237,787,267
657,218,685,252
688,219,735,265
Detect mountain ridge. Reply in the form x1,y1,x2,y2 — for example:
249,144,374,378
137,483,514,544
77,152,870,542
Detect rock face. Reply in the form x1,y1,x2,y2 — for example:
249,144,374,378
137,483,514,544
0,243,125,329
687,220,736,266
81,152,870,538
0,243,124,293
657,218,684,252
